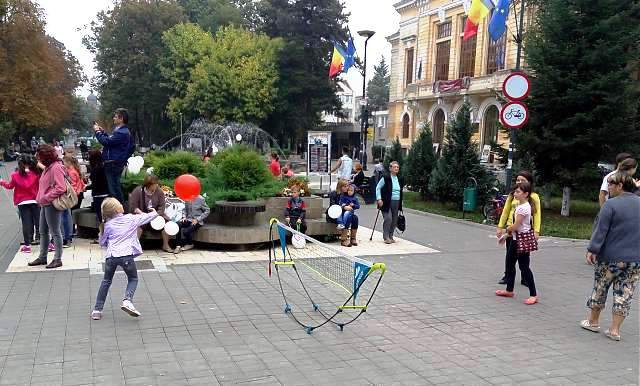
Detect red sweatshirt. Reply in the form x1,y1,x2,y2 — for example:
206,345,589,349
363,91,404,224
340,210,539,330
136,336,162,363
0,170,39,206
36,161,66,206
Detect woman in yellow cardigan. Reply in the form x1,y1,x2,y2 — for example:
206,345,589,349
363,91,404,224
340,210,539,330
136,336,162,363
496,170,542,286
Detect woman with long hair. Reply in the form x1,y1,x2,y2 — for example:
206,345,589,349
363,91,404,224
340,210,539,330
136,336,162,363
0,156,40,252
61,155,85,247
496,171,542,286
30,144,67,269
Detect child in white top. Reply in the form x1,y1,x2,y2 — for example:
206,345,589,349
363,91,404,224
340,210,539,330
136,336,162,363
496,181,538,305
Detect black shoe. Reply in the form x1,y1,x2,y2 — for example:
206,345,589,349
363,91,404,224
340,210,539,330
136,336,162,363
521,279,529,287
498,277,507,285
30,240,39,246
46,260,62,269
63,240,71,249
28,258,47,267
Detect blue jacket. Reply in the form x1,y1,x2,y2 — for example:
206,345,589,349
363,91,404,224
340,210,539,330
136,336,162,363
338,194,360,211
96,125,131,163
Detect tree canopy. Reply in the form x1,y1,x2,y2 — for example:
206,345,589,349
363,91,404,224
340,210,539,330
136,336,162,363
520,0,640,186
0,0,83,139
367,56,390,112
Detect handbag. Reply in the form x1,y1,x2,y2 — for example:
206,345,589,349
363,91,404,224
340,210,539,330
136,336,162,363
516,229,538,253
396,210,406,233
52,174,78,211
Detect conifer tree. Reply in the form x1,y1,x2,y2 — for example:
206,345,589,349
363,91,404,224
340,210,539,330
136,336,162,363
405,122,436,198
429,104,493,206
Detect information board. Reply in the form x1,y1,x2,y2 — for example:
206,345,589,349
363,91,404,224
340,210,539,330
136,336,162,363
307,131,331,174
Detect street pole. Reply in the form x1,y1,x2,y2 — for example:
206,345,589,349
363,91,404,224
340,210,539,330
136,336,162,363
505,0,525,191
358,30,375,171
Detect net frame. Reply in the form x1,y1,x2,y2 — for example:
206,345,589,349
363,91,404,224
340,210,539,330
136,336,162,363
268,219,386,334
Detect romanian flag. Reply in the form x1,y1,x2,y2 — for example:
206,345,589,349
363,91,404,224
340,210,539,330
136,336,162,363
463,0,494,40
329,38,356,78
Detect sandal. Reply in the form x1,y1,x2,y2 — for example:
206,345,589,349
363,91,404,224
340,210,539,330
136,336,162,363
495,290,514,297
524,296,538,305
579,320,600,333
604,329,621,341
162,246,173,253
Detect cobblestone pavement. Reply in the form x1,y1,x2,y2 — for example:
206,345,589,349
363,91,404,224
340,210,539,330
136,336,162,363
0,196,637,385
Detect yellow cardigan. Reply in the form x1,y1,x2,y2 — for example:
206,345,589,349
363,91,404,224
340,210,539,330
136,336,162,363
497,192,541,234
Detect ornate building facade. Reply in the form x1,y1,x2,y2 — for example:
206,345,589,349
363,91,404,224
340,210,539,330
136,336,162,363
387,0,532,156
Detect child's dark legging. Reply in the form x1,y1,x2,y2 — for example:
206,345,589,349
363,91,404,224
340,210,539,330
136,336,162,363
18,203,39,244
505,238,537,296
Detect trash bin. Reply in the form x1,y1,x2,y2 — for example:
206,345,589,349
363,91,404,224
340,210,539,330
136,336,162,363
463,177,478,212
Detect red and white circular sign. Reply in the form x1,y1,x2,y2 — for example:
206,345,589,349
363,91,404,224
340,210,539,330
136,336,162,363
500,101,529,129
502,72,530,101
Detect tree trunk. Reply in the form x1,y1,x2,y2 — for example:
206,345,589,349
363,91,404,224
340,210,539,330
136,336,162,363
561,186,571,217
542,185,552,209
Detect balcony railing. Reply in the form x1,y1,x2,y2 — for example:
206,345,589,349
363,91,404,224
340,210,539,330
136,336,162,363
403,70,511,100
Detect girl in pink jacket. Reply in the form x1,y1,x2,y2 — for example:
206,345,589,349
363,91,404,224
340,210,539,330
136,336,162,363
0,157,40,253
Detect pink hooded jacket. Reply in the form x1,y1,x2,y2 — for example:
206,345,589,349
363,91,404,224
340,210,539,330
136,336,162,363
36,161,66,206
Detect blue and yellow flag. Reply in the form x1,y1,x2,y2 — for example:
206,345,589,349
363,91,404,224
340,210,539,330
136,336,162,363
488,0,510,41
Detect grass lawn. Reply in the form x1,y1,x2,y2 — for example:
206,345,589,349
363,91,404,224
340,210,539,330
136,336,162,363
403,192,598,240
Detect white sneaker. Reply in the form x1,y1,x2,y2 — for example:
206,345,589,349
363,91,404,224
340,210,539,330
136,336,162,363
181,244,194,251
91,310,102,320
173,246,182,254
336,224,345,230
121,300,141,317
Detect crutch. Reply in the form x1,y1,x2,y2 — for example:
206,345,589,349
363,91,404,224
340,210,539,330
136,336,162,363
369,209,381,241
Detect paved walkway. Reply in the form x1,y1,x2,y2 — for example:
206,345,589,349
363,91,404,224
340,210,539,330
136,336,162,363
0,192,637,385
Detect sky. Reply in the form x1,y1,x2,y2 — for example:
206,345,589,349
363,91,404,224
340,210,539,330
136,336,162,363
37,0,400,98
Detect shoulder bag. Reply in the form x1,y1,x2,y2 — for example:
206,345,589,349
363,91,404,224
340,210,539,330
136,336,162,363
52,173,78,210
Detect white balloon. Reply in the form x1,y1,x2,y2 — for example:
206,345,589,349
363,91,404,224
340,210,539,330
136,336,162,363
127,164,141,174
150,216,166,230
327,204,342,219
135,156,145,168
146,167,154,175
164,221,179,236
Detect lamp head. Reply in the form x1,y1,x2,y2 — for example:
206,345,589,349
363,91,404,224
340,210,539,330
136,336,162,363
357,30,376,39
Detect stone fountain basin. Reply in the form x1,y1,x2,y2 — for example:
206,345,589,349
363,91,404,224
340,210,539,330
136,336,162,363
214,200,266,226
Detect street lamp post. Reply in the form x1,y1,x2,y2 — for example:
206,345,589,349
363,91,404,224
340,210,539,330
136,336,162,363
358,30,375,171
179,112,183,151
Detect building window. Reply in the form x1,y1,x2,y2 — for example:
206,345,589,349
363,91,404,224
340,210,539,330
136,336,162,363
487,35,506,75
437,21,452,39
482,106,499,146
405,48,414,86
402,114,410,138
435,41,450,81
433,109,445,144
459,35,477,78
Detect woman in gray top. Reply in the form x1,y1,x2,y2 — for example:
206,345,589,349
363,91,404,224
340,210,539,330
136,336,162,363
581,172,640,341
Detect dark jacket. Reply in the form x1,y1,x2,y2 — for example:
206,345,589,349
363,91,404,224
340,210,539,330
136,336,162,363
96,125,131,163
184,195,211,225
352,171,365,187
129,186,166,218
588,192,640,263
285,197,306,220
378,174,404,212
87,165,108,196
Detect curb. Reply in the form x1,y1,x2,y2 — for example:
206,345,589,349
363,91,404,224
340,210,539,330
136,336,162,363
402,207,588,243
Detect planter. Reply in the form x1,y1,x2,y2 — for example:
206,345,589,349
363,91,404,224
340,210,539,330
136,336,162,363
214,200,266,226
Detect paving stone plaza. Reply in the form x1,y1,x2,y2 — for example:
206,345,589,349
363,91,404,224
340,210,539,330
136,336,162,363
0,194,637,385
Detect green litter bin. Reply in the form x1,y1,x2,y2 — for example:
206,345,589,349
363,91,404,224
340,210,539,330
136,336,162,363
463,177,478,212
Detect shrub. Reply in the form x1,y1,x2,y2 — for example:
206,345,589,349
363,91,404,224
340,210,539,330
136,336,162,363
121,171,145,198
216,146,270,191
405,123,436,198
144,150,170,168
286,177,310,196
154,151,205,180
384,137,404,170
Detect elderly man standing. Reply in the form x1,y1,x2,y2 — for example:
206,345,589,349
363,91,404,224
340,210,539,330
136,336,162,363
94,108,133,205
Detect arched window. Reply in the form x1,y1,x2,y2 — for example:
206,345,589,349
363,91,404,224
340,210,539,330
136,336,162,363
433,109,445,144
482,106,499,146
402,114,410,138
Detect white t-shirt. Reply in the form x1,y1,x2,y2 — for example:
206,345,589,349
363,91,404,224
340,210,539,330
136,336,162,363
513,201,532,239
337,155,353,180
600,170,616,201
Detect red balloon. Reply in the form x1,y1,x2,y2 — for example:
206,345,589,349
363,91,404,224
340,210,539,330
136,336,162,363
174,174,201,201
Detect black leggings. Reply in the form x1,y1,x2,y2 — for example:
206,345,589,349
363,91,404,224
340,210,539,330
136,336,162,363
18,203,39,245
504,237,537,296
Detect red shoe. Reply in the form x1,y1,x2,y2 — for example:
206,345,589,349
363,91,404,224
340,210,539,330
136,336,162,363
524,296,538,305
495,290,514,297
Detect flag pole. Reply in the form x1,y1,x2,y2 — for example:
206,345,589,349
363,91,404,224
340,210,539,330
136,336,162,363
505,0,525,192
